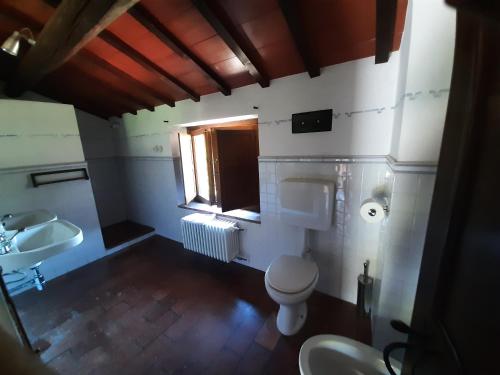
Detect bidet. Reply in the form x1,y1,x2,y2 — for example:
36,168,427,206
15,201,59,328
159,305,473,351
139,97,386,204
299,335,401,375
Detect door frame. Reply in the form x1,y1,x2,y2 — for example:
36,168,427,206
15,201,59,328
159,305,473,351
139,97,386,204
405,2,499,373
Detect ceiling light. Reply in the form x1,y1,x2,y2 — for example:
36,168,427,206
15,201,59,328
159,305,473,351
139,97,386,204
1,28,36,57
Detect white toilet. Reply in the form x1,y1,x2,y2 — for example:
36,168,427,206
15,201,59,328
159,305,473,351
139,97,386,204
265,178,335,336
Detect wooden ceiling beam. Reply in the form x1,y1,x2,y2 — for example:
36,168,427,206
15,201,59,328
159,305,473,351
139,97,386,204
28,1,175,107
43,0,191,103
69,70,140,114
1,4,162,114
35,81,130,118
44,62,140,115
375,0,398,64
129,4,231,96
192,0,270,88
77,51,158,111
99,30,200,102
79,50,175,107
5,0,140,97
278,0,320,78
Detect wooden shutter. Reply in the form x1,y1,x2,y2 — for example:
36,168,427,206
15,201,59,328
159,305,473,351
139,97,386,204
213,128,260,212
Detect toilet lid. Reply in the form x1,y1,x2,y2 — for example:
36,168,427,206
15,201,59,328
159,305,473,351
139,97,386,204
266,255,319,293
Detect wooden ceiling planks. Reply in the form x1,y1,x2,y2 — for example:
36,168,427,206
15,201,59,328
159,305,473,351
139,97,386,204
99,29,201,102
0,0,408,118
192,0,270,88
278,0,320,78
77,49,175,107
128,3,231,96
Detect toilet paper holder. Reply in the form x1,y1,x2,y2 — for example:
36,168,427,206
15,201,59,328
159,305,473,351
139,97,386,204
370,197,389,214
360,196,389,223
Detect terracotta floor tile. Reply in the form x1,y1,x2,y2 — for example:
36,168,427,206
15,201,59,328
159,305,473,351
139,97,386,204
13,236,371,375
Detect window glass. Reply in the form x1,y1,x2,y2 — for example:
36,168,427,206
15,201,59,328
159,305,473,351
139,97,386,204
179,133,196,203
193,133,211,201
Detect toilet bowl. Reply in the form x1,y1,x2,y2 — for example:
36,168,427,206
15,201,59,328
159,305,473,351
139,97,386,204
265,255,319,336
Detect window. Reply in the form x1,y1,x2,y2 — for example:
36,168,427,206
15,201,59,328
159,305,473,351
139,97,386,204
178,119,260,213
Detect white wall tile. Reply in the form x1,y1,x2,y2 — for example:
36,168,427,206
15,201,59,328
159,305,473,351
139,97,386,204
372,171,434,353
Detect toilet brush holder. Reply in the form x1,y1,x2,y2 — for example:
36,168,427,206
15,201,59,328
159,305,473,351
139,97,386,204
357,260,373,317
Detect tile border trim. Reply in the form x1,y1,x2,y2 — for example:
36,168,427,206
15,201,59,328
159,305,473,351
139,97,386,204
386,155,437,174
118,156,175,161
259,155,438,174
258,155,387,164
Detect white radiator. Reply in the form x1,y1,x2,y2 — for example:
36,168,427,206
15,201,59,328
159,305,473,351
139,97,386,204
180,213,240,263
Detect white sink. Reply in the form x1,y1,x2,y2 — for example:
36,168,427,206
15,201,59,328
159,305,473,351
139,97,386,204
299,335,401,375
0,220,83,273
2,209,57,231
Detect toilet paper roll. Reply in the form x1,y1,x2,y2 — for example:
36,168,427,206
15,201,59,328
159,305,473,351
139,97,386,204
360,198,386,223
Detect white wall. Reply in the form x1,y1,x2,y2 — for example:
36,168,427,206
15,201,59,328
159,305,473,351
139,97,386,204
0,99,84,168
76,111,127,227
372,165,435,354
391,0,456,162
117,54,401,158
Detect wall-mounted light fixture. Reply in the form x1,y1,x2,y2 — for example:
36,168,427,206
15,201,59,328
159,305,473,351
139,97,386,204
1,28,36,57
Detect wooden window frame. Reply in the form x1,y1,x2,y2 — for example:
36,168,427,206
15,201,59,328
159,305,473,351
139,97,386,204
188,127,216,205
183,119,259,209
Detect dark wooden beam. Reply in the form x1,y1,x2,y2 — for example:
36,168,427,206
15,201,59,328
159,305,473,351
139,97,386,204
278,0,320,78
99,30,200,102
6,2,176,108
65,67,139,115
375,0,398,64
129,4,231,96
75,57,154,112
78,50,174,108
42,0,196,102
192,0,270,88
35,80,131,118
1,4,163,114
5,0,140,96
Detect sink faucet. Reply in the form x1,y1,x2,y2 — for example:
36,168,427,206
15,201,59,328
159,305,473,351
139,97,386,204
0,233,12,255
1,213,13,222
1,213,13,230
0,229,24,255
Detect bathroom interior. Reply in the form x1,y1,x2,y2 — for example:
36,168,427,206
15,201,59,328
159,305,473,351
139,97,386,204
0,0,498,374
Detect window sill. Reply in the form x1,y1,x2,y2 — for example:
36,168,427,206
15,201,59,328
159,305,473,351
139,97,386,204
178,202,261,224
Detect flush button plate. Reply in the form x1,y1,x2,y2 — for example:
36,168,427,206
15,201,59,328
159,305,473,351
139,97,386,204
292,109,333,134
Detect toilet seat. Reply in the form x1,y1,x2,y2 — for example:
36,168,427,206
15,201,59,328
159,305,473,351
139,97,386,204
266,255,319,294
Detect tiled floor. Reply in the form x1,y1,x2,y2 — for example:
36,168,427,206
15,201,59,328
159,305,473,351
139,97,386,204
13,235,371,374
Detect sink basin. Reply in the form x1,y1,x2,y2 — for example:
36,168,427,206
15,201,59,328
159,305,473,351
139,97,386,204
299,335,401,375
2,209,57,231
0,220,83,273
